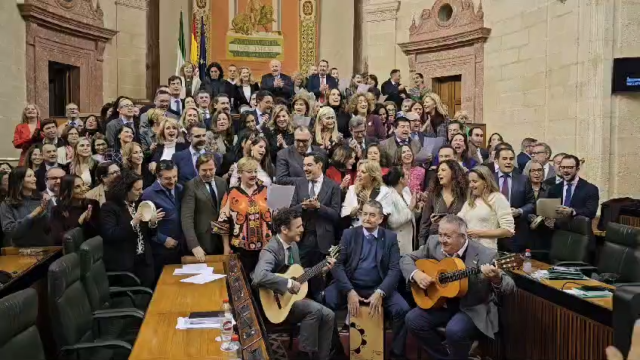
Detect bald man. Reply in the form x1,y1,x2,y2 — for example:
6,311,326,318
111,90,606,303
260,59,294,101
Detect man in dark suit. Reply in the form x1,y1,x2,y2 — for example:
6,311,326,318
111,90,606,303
469,126,489,162
325,200,409,359
306,59,338,104
249,90,274,130
290,152,341,299
168,75,185,116
181,153,228,260
41,166,67,205
546,154,599,220
517,137,536,170
252,208,345,360
172,124,214,185
36,144,69,192
381,69,408,108
260,59,294,101
494,148,535,252
401,215,515,360
276,126,325,185
141,160,184,280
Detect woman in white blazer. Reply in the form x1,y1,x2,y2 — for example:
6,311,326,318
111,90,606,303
341,160,393,228
178,62,201,99
383,167,417,255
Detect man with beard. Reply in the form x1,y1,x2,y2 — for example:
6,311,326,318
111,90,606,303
546,154,599,220
248,90,274,129
252,208,345,360
172,124,219,185
275,126,326,185
181,153,228,259
289,152,341,300
36,143,69,192
379,116,421,166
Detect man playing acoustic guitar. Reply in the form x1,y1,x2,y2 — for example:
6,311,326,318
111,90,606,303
252,208,346,360
400,214,515,360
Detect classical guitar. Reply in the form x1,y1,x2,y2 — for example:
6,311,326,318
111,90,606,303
411,254,522,310
260,245,341,324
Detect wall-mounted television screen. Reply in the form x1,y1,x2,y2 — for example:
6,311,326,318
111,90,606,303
613,58,640,93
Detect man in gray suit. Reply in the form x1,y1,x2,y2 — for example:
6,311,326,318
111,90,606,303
378,116,421,166
181,153,228,261
275,126,325,185
400,215,515,360
290,152,341,299
252,208,344,360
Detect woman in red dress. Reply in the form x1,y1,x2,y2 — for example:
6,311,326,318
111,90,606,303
13,104,41,165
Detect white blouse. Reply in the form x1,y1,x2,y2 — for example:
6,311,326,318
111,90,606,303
341,185,393,228
457,192,515,249
161,142,177,160
229,162,272,188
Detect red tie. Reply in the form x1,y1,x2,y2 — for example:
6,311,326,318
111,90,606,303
501,175,510,201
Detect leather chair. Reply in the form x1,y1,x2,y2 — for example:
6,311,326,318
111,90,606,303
597,223,640,283
532,216,592,264
48,253,143,360
78,236,152,311
0,288,45,360
63,228,85,255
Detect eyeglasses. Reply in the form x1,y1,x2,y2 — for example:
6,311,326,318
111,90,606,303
530,169,543,173
119,104,134,109
46,176,62,181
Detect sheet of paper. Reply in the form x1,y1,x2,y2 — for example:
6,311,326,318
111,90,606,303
536,198,561,219
180,273,227,284
357,84,370,94
378,94,388,103
176,317,236,330
267,184,296,211
173,266,214,275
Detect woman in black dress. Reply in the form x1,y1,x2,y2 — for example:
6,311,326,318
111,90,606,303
50,175,100,245
100,170,164,288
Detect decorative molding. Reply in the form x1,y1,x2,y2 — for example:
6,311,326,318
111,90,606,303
364,0,399,23
398,0,489,123
299,0,319,75
115,0,149,11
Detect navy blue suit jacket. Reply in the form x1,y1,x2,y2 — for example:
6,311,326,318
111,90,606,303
260,73,294,100
494,171,536,250
516,152,531,171
306,74,338,100
331,226,401,296
141,181,184,244
546,178,599,219
171,148,221,186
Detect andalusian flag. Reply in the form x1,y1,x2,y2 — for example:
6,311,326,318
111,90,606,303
175,11,186,75
190,15,198,65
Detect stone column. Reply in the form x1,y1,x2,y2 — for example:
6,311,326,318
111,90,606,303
363,0,400,78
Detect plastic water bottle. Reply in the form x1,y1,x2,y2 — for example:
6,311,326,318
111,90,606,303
221,334,241,359
221,298,233,343
523,249,532,273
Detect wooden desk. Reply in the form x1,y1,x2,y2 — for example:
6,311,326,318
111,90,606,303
485,259,613,360
130,256,272,360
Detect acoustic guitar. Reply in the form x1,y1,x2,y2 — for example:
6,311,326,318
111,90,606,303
260,245,341,324
411,254,522,310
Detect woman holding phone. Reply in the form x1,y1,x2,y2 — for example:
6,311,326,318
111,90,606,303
417,160,468,246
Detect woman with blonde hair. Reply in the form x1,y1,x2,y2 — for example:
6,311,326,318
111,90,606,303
458,165,514,249
422,92,449,138
140,108,167,151
263,104,294,162
341,160,393,227
70,138,98,187
179,106,201,138
348,93,385,140
234,66,260,111
121,142,153,188
13,104,42,165
313,106,342,157
229,135,275,187
178,62,201,99
149,118,189,173
292,71,306,94
205,110,236,154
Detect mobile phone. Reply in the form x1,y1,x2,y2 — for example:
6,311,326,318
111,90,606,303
579,285,610,292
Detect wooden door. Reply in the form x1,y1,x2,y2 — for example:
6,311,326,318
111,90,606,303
432,75,462,117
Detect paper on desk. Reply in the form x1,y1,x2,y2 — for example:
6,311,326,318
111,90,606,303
564,288,612,298
267,184,295,211
180,273,227,284
176,316,236,330
173,264,214,275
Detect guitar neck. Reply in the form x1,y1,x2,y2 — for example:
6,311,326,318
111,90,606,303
296,260,327,284
439,266,481,284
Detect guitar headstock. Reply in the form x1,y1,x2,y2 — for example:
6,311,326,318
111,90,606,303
328,245,342,260
494,253,523,271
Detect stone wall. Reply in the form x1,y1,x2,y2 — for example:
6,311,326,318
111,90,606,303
319,0,355,78
159,0,190,86
0,2,27,160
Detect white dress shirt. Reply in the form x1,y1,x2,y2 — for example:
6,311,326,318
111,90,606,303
278,235,295,288
309,175,323,197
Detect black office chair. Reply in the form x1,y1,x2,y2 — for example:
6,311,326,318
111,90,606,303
63,227,85,255
48,253,142,360
0,288,46,360
530,216,592,265
595,223,640,283
78,236,152,311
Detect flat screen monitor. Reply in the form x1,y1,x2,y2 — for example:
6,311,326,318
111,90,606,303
612,58,640,93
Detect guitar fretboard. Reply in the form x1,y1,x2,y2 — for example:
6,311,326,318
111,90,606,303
295,260,326,284
438,267,481,284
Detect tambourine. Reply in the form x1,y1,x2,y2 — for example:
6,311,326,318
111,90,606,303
136,201,156,222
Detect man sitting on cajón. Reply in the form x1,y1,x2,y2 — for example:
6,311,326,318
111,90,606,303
400,214,515,360
252,208,344,360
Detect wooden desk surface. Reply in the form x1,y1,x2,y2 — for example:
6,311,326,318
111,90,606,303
0,247,62,286
512,259,613,310
130,262,231,360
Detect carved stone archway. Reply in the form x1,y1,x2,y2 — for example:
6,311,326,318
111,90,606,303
398,0,490,122
18,0,117,117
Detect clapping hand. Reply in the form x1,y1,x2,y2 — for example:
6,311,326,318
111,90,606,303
78,205,93,225
340,175,351,190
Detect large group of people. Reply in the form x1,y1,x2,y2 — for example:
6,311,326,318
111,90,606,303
4,58,601,360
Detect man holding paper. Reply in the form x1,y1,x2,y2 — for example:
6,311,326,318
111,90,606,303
290,152,341,300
